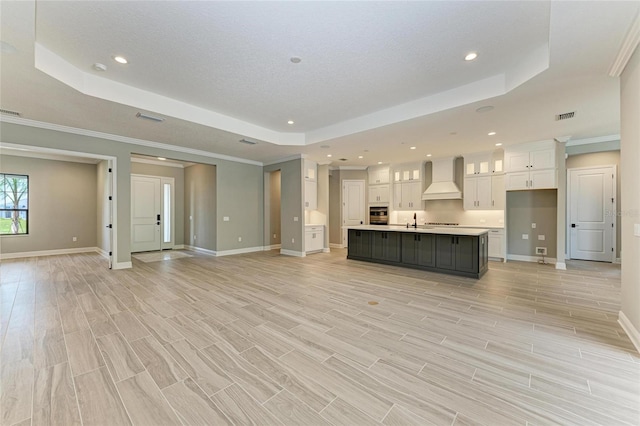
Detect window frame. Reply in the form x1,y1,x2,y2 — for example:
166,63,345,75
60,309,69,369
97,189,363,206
0,173,30,236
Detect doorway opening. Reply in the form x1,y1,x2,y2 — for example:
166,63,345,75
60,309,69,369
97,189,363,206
264,170,282,250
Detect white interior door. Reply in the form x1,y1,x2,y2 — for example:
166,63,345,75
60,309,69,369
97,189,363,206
131,175,162,253
342,180,366,247
569,166,615,262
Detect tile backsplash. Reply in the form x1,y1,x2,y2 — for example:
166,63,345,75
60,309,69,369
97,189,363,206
389,199,505,227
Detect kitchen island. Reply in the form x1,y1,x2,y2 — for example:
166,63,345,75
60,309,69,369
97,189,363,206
347,225,489,278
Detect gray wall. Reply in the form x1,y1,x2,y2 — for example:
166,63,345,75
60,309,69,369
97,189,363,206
620,45,640,341
0,122,265,265
0,155,97,253
329,170,341,245
96,160,110,253
507,189,557,258
131,161,185,246
566,150,621,257
268,170,281,246
317,165,330,248
184,164,216,251
264,159,303,253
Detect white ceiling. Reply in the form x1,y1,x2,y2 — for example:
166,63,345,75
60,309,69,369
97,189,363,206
0,1,638,166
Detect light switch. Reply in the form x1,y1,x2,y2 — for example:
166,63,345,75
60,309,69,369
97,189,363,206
531,223,536,229
522,234,529,240
294,217,299,222
223,216,229,222
538,235,545,241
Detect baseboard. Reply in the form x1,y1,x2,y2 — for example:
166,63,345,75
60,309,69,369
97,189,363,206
263,244,281,251
184,245,216,256
555,262,566,270
619,311,640,354
322,247,331,253
0,246,100,260
280,249,306,257
173,244,185,250
97,247,110,259
614,257,621,264
507,254,557,264
329,243,344,249
112,261,132,270
215,246,264,257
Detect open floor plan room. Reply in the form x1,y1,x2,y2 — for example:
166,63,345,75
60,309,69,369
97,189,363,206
1,250,638,425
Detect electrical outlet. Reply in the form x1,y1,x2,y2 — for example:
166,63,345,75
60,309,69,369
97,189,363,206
536,247,547,255
538,235,545,241
531,223,536,229
273,233,277,239
189,215,192,220
291,238,295,243
238,237,242,242
193,235,197,240
223,216,229,222
72,236,77,242
522,234,529,240
294,217,299,222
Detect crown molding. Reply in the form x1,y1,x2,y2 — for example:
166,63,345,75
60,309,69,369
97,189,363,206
131,157,185,168
0,116,263,166
262,154,303,167
566,134,620,147
609,12,640,77
336,166,368,171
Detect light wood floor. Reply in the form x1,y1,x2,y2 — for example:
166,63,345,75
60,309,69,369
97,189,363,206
1,249,638,425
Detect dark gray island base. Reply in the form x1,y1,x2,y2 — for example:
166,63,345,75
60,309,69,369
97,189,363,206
347,226,489,279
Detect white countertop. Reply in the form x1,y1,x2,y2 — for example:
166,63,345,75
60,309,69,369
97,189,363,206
389,223,504,229
345,225,490,236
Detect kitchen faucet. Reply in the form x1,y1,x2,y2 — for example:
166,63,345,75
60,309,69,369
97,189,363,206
412,212,417,228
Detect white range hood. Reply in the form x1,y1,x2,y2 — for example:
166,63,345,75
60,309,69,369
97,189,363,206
422,157,462,200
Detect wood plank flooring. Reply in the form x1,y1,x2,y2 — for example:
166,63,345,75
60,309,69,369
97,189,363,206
1,249,638,425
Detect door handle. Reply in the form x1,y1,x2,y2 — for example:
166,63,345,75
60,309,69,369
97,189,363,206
157,214,161,221
571,224,577,228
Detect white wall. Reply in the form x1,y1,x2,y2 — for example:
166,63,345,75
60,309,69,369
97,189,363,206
620,44,640,351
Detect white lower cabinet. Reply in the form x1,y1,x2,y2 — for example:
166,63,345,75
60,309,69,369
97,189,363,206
305,225,324,253
488,229,505,259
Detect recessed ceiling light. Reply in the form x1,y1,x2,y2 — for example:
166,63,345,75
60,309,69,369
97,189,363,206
327,154,332,158
427,154,432,157
488,131,496,136
287,120,294,125
465,52,478,61
290,57,302,64
495,143,503,146
476,105,494,113
358,156,363,159
377,161,383,165
410,146,416,150
157,157,166,161
113,55,128,64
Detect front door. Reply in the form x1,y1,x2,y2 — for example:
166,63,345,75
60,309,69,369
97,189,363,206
342,180,366,247
131,175,162,253
569,166,615,262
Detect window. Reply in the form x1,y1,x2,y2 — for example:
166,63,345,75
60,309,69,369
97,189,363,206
0,174,29,235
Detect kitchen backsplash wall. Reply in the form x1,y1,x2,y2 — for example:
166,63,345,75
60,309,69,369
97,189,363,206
390,200,504,227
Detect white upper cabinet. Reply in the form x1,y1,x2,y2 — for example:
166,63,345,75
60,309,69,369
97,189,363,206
368,165,390,185
369,184,389,204
504,141,558,190
393,162,422,182
393,181,422,210
491,174,505,210
464,152,492,177
304,159,317,181
463,150,505,210
463,176,492,210
304,179,317,210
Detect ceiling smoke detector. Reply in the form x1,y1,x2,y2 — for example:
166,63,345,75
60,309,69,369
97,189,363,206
556,111,575,121
0,108,21,117
238,138,257,145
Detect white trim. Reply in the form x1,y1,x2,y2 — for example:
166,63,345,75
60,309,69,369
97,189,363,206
0,116,263,166
131,157,184,168
322,248,331,253
0,247,99,260
507,254,557,264
618,311,640,354
336,166,368,171
214,246,264,257
329,243,344,249
555,262,566,270
113,261,132,270
280,249,306,257
97,248,109,259
614,257,621,264
609,12,640,77
263,244,282,251
263,154,303,167
185,245,216,256
173,244,185,250
566,134,620,147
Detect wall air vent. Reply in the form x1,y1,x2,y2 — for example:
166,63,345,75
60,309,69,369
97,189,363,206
555,111,575,121
339,158,348,161
0,109,21,117
238,139,257,145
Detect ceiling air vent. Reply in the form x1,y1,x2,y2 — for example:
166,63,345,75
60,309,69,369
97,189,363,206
0,109,21,117
555,111,575,121
238,139,257,145
339,158,348,161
